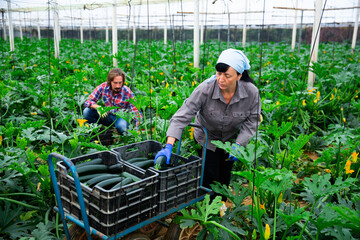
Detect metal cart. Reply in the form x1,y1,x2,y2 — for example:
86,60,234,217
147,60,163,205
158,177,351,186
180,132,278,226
47,124,210,240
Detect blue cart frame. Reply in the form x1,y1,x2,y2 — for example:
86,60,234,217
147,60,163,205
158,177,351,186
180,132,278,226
47,124,210,240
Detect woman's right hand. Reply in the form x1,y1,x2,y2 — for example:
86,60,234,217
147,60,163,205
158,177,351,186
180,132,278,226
154,143,173,164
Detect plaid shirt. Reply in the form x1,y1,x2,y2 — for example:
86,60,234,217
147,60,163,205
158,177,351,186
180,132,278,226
84,82,142,126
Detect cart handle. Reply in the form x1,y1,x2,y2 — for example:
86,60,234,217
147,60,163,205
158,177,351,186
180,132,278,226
176,123,208,188
47,153,92,240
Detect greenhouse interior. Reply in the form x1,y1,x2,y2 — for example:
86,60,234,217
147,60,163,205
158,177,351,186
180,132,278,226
1,0,360,239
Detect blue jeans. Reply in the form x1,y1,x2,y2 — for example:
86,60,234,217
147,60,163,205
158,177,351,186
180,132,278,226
83,107,129,134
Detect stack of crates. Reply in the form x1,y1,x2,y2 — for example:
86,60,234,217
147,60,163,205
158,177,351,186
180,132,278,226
111,140,203,214
56,150,158,235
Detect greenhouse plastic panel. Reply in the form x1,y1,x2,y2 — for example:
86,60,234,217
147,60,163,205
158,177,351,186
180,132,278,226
56,151,158,236
111,140,202,214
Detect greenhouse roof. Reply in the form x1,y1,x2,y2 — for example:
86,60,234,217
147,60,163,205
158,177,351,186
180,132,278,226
1,0,359,29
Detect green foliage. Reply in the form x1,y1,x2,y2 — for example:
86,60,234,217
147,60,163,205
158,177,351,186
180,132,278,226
1,38,359,239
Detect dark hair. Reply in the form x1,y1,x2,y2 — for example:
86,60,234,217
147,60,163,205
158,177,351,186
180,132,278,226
215,63,254,83
107,68,126,86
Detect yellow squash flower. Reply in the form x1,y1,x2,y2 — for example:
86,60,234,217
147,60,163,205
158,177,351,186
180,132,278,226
150,89,153,94
352,152,358,163
43,101,46,107
77,119,88,127
259,202,265,210
165,83,169,88
277,193,283,204
159,72,164,76
302,100,306,106
264,224,270,240
31,112,37,115
343,118,346,123
330,94,334,100
219,201,227,217
325,169,331,173
188,127,194,140
0,136,2,146
345,160,354,174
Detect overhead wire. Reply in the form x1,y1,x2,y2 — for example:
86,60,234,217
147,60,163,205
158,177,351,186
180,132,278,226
250,0,266,232
47,0,52,151
280,0,328,170
147,0,153,139
201,0,209,81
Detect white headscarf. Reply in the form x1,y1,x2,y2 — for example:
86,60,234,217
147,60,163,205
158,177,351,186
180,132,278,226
216,49,250,74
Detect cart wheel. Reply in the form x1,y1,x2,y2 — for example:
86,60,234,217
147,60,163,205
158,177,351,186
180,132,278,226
138,222,163,238
64,223,102,240
164,222,181,240
122,233,151,240
179,223,202,240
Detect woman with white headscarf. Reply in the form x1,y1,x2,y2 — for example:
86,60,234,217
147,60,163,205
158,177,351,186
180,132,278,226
155,49,261,197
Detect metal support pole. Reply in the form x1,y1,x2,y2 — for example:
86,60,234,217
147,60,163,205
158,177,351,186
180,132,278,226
7,0,15,51
308,0,323,88
1,10,7,41
52,0,60,58
242,0,247,48
193,0,199,68
112,0,118,67
351,0,360,53
291,0,298,50
164,4,167,44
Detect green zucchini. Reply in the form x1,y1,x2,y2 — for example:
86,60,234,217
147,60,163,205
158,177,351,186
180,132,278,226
110,178,134,190
121,172,141,182
86,174,120,187
95,177,124,189
154,156,167,170
133,159,155,169
126,157,148,164
74,158,102,168
76,164,108,175
108,163,123,172
79,173,107,182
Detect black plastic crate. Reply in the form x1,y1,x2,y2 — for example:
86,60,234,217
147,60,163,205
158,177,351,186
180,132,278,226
56,151,158,236
111,140,203,214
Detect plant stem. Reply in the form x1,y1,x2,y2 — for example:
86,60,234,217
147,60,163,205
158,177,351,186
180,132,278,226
298,201,316,239
335,141,341,178
206,221,240,240
280,227,289,240
0,197,40,210
273,138,277,169
273,196,277,240
294,222,315,240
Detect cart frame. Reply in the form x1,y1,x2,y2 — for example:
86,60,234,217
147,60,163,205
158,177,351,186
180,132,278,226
47,124,210,240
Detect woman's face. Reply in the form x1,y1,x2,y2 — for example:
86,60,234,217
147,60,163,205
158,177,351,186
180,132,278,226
216,66,241,92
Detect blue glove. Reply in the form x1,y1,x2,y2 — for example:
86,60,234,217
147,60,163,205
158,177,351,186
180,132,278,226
154,143,173,164
229,143,241,161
